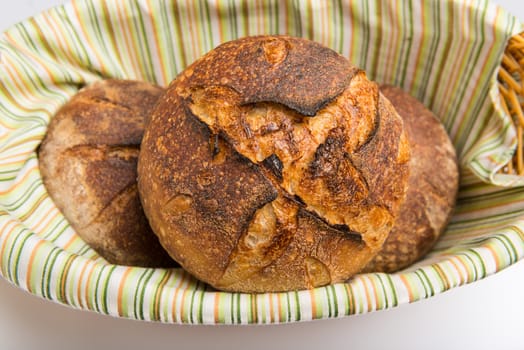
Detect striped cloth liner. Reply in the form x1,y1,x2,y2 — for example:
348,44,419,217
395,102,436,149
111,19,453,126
0,0,523,324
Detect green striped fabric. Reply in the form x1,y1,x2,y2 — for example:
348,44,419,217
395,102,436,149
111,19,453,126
0,0,523,324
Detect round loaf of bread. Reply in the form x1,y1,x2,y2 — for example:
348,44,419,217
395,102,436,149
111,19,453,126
362,85,459,273
138,36,410,292
39,79,175,267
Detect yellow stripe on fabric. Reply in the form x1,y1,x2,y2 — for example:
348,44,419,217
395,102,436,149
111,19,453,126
1,63,50,118
436,0,473,127
0,39,78,118
378,0,398,84
145,0,174,85
40,12,78,66
151,270,174,321
450,7,502,153
111,0,143,79
70,2,107,75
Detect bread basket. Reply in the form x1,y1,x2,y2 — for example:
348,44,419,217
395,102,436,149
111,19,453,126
0,0,523,324
499,32,524,175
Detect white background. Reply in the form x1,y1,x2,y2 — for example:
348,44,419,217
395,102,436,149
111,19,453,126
1,1,524,349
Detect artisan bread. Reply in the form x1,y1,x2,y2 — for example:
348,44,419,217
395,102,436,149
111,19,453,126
39,79,175,267
138,36,411,292
363,85,459,273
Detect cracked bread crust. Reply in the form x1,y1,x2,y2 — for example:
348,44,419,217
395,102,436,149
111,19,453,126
39,79,175,267
363,85,459,273
138,36,411,292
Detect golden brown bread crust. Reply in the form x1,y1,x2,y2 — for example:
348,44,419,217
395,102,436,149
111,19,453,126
362,85,459,273
138,36,410,292
39,79,175,267
175,36,359,116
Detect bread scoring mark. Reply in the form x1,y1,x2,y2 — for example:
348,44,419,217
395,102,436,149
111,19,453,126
186,85,242,135
56,80,164,149
218,202,278,286
262,37,289,66
187,82,381,242
185,75,409,258
353,88,381,153
91,96,133,112
63,143,141,156
180,35,359,116
262,154,283,180
305,256,331,288
60,144,140,219
209,133,220,157
308,130,369,200
217,196,298,289
244,203,277,248
297,204,363,243
81,181,138,230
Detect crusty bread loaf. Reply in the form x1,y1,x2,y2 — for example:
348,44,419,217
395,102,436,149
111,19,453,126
138,36,411,292
362,85,459,273
39,79,175,267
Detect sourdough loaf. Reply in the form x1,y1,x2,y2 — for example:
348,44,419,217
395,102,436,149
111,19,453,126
138,36,411,292
363,85,459,273
39,79,175,267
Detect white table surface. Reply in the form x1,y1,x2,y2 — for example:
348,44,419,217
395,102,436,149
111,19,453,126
1,1,523,349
